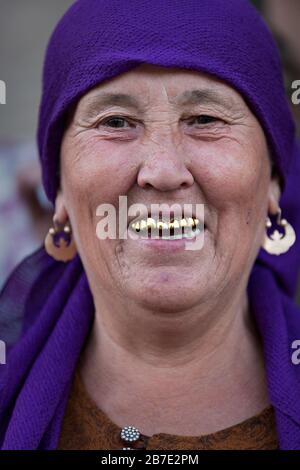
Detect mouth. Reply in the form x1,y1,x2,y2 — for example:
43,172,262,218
128,215,205,240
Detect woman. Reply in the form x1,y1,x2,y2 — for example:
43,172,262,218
1,0,300,450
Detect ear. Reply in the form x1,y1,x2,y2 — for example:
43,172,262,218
54,189,69,225
267,172,281,216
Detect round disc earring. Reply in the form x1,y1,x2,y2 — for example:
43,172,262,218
44,216,77,262
262,208,296,256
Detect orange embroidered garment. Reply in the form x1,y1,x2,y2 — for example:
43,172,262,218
58,371,278,450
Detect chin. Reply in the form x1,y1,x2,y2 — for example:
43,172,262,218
130,279,204,313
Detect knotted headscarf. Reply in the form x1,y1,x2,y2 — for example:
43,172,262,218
1,0,300,449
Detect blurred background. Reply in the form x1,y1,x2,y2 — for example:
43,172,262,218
0,0,300,303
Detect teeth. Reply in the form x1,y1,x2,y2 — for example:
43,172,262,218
146,217,156,229
139,220,148,230
157,221,169,230
129,217,202,237
160,227,202,240
186,217,194,227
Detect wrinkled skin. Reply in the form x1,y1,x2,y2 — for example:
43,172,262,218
55,64,281,436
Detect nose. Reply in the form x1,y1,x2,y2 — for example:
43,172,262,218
137,146,194,192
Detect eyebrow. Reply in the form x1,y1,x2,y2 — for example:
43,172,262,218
173,89,236,109
80,93,142,119
80,88,237,118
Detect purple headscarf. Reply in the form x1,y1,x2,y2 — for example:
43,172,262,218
1,0,300,450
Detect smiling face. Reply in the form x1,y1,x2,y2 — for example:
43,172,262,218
58,63,280,313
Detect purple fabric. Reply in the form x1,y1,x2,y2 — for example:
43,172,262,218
1,0,300,449
38,0,295,203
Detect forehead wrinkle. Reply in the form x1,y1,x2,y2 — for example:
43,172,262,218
79,86,243,119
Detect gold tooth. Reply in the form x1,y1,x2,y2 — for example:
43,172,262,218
156,221,169,230
180,219,187,227
146,218,156,229
140,220,148,230
131,217,199,231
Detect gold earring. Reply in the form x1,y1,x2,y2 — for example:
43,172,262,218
44,216,77,262
262,208,296,255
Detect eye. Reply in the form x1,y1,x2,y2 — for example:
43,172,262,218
98,116,132,128
187,115,221,125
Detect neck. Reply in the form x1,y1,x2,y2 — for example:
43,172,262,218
79,287,270,436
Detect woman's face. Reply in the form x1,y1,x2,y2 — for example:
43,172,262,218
59,64,279,312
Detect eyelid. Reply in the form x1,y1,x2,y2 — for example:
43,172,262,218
184,114,225,124
97,114,136,127
96,113,226,128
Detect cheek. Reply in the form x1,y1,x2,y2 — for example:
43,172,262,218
190,136,269,208
60,133,142,266
188,134,270,262
60,134,132,274
61,132,137,208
